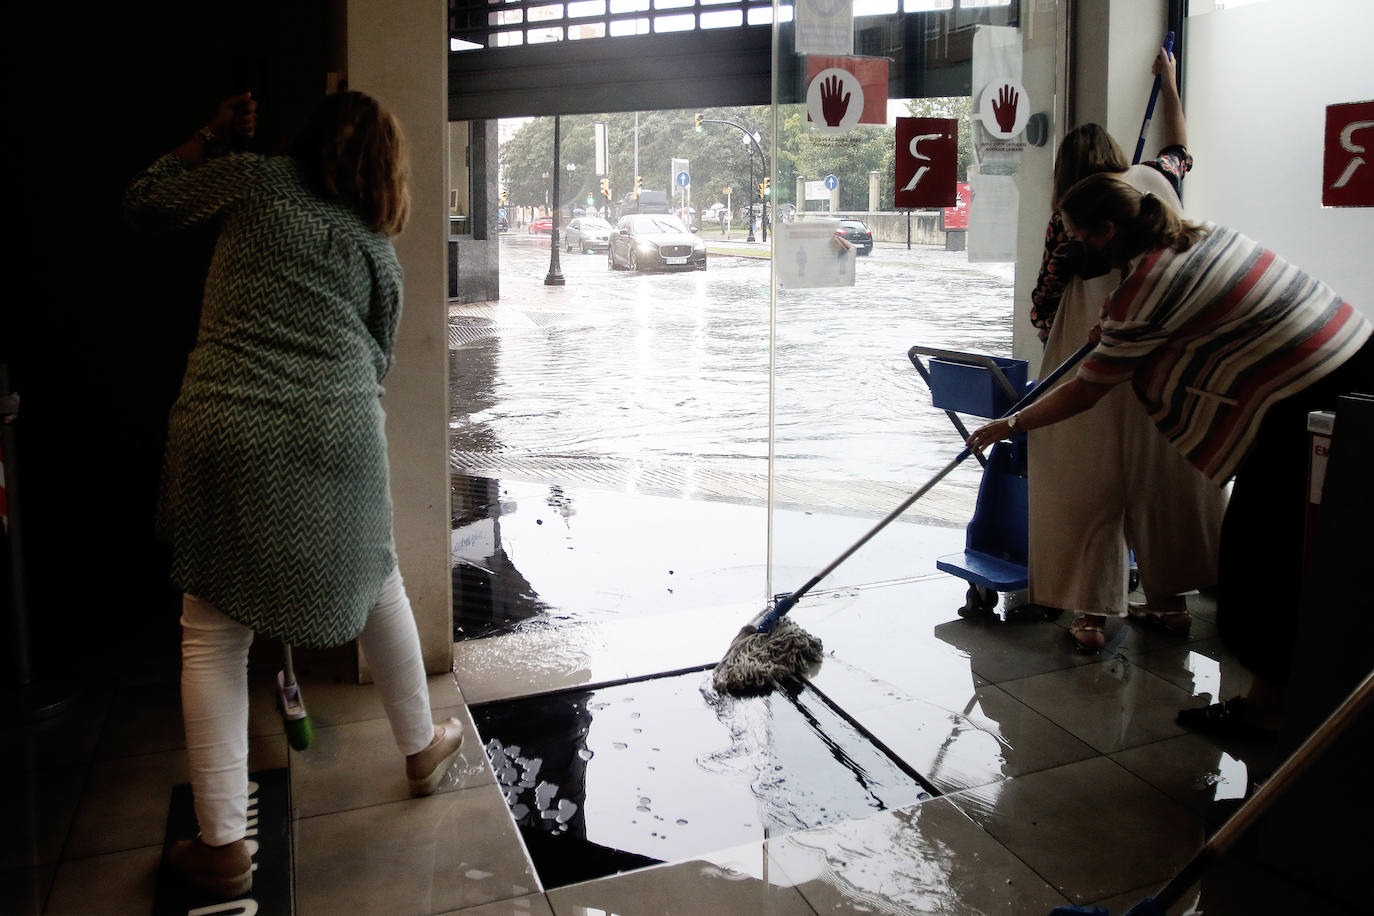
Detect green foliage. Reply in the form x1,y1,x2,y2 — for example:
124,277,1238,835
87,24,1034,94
497,96,974,215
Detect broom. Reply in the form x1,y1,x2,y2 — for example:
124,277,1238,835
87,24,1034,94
713,341,1096,696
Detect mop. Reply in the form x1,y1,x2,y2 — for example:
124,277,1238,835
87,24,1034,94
713,341,1097,697
276,643,314,750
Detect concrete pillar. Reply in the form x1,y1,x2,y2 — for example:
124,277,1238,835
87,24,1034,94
795,175,806,215
350,0,453,676
867,171,881,213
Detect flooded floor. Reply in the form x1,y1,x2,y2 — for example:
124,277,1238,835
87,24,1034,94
471,669,933,889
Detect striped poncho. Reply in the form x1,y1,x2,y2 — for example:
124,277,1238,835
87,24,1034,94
1078,223,1372,484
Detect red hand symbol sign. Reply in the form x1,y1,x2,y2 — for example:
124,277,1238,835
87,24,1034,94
820,74,851,128
993,84,1019,134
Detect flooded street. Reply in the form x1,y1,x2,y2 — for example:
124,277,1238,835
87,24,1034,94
450,236,1016,500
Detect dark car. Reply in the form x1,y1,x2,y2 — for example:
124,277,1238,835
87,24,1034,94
564,216,613,253
608,213,707,272
835,218,874,255
531,216,553,234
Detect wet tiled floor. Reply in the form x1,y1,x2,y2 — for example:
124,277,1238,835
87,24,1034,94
4,473,1364,914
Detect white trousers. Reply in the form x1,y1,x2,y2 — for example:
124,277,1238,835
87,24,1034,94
180,566,434,846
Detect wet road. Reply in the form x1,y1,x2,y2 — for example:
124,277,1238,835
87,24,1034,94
450,234,1016,505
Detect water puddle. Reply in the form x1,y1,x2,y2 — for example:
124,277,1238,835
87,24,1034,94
471,668,934,889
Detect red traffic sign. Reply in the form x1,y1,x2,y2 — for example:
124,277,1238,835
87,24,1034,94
894,117,958,209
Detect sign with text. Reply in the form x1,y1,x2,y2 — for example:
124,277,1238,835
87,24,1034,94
795,0,853,55
777,219,855,288
805,56,888,131
1323,99,1374,207
894,117,957,209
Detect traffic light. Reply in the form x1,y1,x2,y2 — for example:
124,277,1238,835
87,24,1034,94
600,178,611,199
694,113,703,133
499,190,507,206
757,183,765,200
586,195,593,207
634,176,642,198
762,176,771,198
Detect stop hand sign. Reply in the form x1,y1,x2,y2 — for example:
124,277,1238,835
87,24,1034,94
894,117,957,209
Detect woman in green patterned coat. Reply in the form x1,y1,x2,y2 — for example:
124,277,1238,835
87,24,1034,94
125,91,464,898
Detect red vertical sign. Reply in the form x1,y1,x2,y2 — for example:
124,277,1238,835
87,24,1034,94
1324,99,1374,207
894,117,957,209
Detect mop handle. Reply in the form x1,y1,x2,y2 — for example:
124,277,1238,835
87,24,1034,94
1150,668,1374,909
1132,31,1176,165
760,339,1098,629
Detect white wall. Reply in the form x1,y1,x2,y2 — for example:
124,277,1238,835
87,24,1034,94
1185,0,1374,313
350,0,454,675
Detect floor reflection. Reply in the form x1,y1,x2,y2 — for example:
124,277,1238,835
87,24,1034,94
470,669,932,889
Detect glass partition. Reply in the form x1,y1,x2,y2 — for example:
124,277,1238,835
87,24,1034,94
766,0,1063,610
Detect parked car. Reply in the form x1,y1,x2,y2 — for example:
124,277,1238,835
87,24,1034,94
565,216,613,253
607,213,707,272
531,216,553,233
835,218,874,255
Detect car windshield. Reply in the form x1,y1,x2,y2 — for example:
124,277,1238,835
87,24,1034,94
580,218,612,230
629,215,689,234
840,220,867,230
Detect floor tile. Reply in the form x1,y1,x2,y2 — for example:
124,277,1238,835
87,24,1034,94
1123,638,1254,707
801,577,995,707
42,844,163,915
1109,734,1251,817
289,671,465,730
997,657,1197,754
0,863,54,916
929,612,1107,685
545,838,817,916
945,756,1203,905
290,703,491,819
65,736,281,859
769,798,1069,913
1,764,86,869
853,685,1096,794
438,893,554,916
293,782,539,916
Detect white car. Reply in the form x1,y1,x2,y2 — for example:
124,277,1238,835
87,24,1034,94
565,217,613,253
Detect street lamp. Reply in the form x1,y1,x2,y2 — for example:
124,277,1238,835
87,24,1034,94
545,117,565,286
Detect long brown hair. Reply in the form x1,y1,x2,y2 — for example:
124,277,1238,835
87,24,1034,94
1059,173,1209,256
291,90,410,236
1052,124,1128,207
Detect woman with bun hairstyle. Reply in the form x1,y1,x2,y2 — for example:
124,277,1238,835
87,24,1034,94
967,172,1373,737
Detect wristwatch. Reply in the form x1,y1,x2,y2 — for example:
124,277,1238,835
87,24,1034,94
197,126,218,146
1007,411,1021,431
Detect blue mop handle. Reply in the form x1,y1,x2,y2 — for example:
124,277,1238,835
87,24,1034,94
753,339,1099,635
1132,32,1176,165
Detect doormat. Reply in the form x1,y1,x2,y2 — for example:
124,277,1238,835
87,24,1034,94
153,768,293,915
471,669,934,889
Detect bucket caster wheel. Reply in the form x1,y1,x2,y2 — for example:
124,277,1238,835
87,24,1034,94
959,585,999,617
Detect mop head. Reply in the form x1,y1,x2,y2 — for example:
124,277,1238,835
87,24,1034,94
712,614,824,696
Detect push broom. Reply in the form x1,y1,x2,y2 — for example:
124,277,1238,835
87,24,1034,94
713,340,1097,696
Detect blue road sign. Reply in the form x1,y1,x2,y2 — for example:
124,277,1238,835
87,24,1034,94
824,174,839,190
676,170,690,187
498,207,507,219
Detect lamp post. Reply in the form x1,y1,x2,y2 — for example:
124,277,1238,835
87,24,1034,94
545,116,565,286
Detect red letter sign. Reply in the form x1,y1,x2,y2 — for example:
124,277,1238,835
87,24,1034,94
894,117,957,209
1324,99,1374,208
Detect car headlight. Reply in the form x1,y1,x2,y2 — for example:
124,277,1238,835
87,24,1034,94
693,240,706,251
636,240,656,252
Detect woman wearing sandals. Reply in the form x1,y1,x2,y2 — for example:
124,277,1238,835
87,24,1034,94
124,91,465,898
1028,47,1226,652
966,173,1373,737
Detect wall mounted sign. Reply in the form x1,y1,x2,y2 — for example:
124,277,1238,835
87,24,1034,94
795,0,853,55
1324,99,1374,207
894,117,958,209
978,79,1030,142
805,56,889,133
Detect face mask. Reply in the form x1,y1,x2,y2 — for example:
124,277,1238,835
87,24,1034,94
1067,240,1113,279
